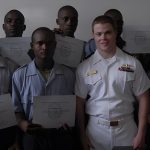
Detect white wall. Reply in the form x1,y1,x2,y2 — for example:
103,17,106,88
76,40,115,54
0,0,150,41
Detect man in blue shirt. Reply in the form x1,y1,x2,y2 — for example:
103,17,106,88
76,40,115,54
12,27,76,150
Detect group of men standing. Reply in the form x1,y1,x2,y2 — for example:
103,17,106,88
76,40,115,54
0,5,149,150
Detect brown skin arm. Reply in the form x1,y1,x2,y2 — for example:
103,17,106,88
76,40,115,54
53,28,63,35
15,112,42,134
148,113,150,123
7,113,30,150
147,90,150,124
8,142,20,150
15,112,30,132
133,90,150,150
76,96,94,150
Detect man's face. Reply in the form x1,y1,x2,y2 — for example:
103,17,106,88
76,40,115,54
3,12,26,37
57,9,78,37
93,23,117,53
31,30,56,61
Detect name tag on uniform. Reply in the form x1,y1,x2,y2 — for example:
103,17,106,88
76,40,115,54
86,70,97,76
118,64,134,73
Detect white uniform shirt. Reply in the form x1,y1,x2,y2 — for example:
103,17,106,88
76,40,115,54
75,48,150,120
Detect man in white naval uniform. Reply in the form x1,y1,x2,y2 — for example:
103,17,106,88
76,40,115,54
75,15,150,150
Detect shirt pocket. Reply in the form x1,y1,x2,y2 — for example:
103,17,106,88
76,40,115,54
125,72,135,90
84,73,103,86
126,72,135,82
117,71,135,93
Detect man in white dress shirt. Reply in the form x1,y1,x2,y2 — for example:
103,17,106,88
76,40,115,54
75,15,150,150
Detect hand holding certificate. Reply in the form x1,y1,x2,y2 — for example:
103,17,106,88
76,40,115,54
32,95,76,128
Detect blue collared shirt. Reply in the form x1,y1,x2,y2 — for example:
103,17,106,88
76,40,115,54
12,60,75,120
84,38,96,58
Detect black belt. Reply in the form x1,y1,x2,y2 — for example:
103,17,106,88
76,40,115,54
109,121,119,126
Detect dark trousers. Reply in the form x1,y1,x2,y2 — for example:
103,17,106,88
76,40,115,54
145,124,150,150
23,128,80,150
0,126,16,150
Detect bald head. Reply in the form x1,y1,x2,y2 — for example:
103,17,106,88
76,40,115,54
31,27,55,43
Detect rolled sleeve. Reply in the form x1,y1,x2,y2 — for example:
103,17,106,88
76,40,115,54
75,68,88,99
133,59,150,96
12,71,24,113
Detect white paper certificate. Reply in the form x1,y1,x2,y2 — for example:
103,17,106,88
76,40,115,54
0,94,17,129
54,34,85,68
0,36,84,68
33,95,76,128
0,37,31,65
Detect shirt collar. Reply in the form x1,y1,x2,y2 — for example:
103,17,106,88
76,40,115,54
26,60,37,76
26,60,64,76
92,47,122,65
114,47,124,61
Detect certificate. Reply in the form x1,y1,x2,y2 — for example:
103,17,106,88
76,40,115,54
0,37,31,65
32,95,76,128
0,35,85,68
0,94,17,129
123,26,150,53
53,34,85,68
